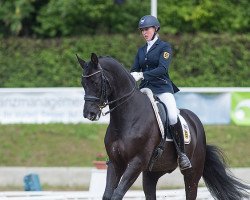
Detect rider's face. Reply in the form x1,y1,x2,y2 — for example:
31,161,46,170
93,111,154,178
140,27,156,41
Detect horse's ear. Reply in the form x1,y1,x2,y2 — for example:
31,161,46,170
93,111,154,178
76,54,85,69
91,53,99,67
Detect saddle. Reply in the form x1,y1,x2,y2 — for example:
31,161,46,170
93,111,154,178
140,88,191,143
140,88,191,170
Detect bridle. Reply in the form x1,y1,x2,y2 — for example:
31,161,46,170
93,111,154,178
82,69,108,108
82,68,136,116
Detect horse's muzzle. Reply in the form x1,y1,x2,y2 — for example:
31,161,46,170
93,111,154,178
83,109,101,121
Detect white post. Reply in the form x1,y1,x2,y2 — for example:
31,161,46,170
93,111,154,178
151,0,157,17
89,169,107,197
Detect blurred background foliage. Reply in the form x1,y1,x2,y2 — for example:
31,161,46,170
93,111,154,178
0,0,249,87
0,0,249,37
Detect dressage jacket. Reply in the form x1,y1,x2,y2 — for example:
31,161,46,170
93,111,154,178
131,38,179,94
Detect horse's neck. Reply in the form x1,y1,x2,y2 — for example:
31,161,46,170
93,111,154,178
102,59,139,118
109,90,144,122
106,68,135,103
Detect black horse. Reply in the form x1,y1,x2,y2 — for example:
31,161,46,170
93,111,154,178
77,53,249,200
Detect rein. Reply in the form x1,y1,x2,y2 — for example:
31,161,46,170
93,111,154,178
82,69,136,116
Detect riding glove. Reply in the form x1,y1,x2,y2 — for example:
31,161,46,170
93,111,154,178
130,72,144,81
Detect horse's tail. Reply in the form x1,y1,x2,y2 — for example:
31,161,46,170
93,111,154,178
203,144,250,200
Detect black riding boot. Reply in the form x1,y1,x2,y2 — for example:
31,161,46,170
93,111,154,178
170,118,192,171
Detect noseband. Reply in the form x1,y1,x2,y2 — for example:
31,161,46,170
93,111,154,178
82,68,136,116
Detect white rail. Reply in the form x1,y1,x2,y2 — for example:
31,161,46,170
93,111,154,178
0,188,214,200
0,87,250,93
180,87,250,93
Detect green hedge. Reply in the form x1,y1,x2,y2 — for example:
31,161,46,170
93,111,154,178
0,33,249,87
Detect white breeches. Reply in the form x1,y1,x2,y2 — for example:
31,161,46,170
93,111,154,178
156,93,178,125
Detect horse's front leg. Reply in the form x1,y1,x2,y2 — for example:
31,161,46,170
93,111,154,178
103,161,124,200
111,157,143,200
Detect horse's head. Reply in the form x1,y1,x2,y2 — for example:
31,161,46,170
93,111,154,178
76,53,109,121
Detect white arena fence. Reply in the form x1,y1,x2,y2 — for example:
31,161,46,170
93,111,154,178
0,168,249,199
0,188,215,200
0,87,249,125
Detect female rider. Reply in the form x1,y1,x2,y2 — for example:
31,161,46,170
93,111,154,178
130,15,192,171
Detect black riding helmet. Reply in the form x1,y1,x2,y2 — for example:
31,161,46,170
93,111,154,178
138,15,160,32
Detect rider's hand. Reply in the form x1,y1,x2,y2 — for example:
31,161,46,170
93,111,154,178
130,72,144,81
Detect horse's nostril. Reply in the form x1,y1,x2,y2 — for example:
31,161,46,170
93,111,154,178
89,112,96,119
83,112,97,121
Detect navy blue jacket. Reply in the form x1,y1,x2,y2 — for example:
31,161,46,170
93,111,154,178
131,38,179,94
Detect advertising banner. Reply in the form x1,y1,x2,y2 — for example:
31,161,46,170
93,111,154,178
0,88,110,124
175,92,231,125
0,88,249,125
231,92,250,125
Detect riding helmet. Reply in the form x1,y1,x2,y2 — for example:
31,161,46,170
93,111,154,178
138,15,160,31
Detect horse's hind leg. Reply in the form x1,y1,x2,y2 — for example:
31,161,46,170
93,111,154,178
183,169,202,200
143,171,166,200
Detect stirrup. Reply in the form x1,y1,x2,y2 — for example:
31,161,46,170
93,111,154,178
178,153,192,171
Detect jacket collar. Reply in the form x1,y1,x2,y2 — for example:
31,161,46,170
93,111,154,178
143,38,160,54
147,36,158,49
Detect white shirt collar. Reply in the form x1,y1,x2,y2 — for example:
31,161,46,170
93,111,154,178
147,36,158,52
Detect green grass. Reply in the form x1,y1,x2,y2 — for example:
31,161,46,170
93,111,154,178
0,124,107,166
0,124,249,167
205,125,250,167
